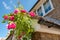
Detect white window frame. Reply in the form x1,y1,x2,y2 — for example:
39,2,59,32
36,0,54,17
43,0,54,16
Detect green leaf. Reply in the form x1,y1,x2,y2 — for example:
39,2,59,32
2,20,6,23
10,30,14,34
23,37,27,40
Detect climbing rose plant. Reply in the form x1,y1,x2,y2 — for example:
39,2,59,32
2,8,35,40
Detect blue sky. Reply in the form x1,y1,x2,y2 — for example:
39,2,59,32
0,0,37,38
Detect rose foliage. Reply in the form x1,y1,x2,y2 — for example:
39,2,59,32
2,7,35,40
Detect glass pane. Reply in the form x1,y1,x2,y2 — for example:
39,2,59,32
43,0,52,13
37,7,43,16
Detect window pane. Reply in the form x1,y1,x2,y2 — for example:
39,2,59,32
37,7,43,16
43,0,51,13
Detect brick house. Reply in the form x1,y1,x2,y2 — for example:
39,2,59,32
6,0,60,40
30,0,60,28
30,0,60,40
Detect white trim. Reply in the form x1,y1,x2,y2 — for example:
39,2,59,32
49,0,54,9
41,5,45,16
36,10,38,15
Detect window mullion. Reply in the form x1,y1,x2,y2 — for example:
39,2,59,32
49,0,54,8
36,10,38,15
41,5,45,16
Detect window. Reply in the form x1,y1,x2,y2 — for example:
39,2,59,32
37,7,43,16
37,0,54,16
43,0,52,13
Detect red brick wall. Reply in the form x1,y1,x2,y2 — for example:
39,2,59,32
32,32,60,40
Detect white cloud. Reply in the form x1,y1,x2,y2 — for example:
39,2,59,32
2,1,11,10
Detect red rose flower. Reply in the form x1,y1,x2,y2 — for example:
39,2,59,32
7,22,16,30
21,10,26,13
14,9,19,14
4,15,8,20
9,16,14,21
29,11,35,17
7,24,11,30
